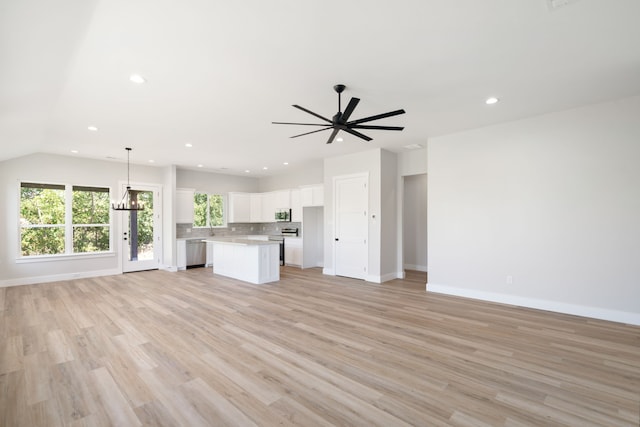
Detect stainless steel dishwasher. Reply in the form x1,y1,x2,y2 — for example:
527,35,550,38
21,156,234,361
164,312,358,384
185,239,206,268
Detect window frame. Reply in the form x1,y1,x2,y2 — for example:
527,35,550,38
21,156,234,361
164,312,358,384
18,181,114,260
193,192,227,229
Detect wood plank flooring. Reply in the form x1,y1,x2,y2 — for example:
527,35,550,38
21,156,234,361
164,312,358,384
1,267,639,426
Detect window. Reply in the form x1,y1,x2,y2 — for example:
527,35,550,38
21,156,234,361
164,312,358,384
20,183,66,256
72,186,110,253
20,182,111,257
194,193,226,228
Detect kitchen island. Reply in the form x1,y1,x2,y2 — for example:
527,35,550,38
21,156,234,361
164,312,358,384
205,238,280,284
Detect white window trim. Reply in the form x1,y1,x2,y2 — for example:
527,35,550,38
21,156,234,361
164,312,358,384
193,192,227,229
17,181,114,260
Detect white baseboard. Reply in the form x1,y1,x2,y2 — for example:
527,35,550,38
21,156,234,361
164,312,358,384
322,268,335,276
0,268,121,288
160,265,179,272
404,263,428,272
427,283,640,326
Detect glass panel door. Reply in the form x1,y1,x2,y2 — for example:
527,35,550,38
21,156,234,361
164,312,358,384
122,185,161,272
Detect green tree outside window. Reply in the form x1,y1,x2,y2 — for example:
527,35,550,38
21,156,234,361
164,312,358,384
193,193,225,228
20,182,112,257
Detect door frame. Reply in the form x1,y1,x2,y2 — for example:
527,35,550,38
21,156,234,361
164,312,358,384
118,182,162,273
332,172,369,280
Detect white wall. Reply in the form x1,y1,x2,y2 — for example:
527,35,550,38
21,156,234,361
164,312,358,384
177,169,259,193
397,147,427,176
403,174,427,271
323,148,399,282
380,149,399,280
0,153,166,285
428,95,640,325
258,160,324,192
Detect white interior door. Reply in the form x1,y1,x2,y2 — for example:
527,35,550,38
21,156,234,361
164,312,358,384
334,173,368,279
121,184,161,272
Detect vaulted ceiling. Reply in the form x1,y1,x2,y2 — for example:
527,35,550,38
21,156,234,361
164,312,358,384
2,0,639,175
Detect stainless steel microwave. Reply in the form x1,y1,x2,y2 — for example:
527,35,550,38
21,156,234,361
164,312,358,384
275,208,291,222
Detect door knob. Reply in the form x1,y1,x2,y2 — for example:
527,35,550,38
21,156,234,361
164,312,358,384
335,238,339,241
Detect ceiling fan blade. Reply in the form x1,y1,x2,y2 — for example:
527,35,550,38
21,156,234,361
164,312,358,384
348,109,406,125
350,125,404,131
326,128,340,144
272,122,330,126
340,97,360,122
290,126,332,139
343,127,372,142
293,105,332,123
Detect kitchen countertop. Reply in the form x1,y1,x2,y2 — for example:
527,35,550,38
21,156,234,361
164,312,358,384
204,237,279,246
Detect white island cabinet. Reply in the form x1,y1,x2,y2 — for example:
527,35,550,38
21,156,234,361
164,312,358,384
206,238,280,284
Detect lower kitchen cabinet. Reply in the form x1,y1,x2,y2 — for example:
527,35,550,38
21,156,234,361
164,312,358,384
177,240,187,270
206,242,214,267
284,237,302,266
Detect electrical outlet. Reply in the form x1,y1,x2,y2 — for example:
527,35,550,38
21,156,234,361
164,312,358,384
506,275,513,285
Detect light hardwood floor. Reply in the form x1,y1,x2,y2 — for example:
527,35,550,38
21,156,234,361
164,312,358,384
1,267,639,426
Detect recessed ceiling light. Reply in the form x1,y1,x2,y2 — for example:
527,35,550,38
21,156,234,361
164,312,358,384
70,150,79,154
185,143,193,148
197,164,204,168
245,170,251,173
336,137,344,142
283,162,289,166
148,159,155,163
130,74,146,84
485,97,499,105
403,144,423,150
263,166,268,170
87,126,98,132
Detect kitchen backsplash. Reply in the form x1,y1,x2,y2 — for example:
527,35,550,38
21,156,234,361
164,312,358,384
176,222,301,239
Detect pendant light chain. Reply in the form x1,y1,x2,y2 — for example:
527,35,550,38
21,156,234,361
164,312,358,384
112,147,144,211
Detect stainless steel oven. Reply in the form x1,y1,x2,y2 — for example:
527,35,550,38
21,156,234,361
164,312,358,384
268,235,285,266
268,227,298,266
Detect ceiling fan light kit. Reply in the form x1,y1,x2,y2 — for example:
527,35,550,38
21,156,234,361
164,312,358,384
273,84,406,145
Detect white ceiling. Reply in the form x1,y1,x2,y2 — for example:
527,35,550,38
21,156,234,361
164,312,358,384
2,0,640,176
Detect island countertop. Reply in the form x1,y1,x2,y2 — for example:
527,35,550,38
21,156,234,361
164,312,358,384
204,238,279,246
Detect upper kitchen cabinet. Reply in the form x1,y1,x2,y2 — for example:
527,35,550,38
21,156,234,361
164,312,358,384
250,193,263,223
261,189,291,222
176,188,195,224
228,192,251,223
300,184,324,207
290,189,302,222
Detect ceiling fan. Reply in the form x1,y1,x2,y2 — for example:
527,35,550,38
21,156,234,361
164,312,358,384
272,84,405,144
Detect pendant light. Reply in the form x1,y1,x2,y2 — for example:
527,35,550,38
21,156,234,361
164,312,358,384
112,147,144,211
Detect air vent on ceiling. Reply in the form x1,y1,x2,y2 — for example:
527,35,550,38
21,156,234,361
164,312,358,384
546,0,581,11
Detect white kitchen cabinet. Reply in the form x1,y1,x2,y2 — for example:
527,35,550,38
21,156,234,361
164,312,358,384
177,239,187,270
228,192,251,223
300,184,324,207
284,237,302,266
250,193,263,223
176,188,195,224
274,189,291,209
290,189,302,222
261,191,277,222
211,240,280,284
206,241,214,267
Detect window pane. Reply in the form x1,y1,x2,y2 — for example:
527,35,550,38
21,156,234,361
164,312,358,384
20,185,65,225
210,194,224,226
21,227,65,256
194,193,208,227
128,191,154,261
73,226,110,253
72,187,110,224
